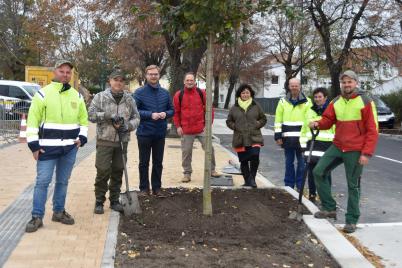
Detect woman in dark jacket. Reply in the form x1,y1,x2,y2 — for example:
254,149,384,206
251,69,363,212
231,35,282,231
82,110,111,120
226,84,267,188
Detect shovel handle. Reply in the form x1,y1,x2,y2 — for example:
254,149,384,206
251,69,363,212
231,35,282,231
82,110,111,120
310,128,320,140
118,132,132,204
297,128,320,205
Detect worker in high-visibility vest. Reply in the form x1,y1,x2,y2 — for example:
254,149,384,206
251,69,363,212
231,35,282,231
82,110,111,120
25,60,88,233
300,87,335,203
274,78,312,191
309,70,379,233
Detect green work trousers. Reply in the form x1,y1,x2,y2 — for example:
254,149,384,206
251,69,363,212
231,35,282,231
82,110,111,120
313,144,363,224
94,143,127,203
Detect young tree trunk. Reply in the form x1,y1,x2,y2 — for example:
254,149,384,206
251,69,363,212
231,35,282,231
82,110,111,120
203,33,214,216
213,74,220,107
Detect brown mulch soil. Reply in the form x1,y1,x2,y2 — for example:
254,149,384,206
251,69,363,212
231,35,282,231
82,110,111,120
115,188,339,268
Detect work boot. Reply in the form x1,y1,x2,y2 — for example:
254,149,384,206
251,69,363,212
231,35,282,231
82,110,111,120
182,174,191,183
25,217,43,233
343,223,357,233
94,202,104,214
314,210,337,220
152,189,166,198
52,210,75,225
211,170,221,178
110,201,124,213
138,189,150,197
309,195,316,203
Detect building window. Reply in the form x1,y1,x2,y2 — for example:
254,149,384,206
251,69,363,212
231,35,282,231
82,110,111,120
271,75,279,84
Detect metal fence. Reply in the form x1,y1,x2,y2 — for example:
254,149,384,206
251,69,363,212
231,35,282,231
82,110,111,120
254,97,280,115
0,99,30,144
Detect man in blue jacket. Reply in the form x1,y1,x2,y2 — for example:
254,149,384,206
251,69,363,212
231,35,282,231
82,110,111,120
133,65,174,196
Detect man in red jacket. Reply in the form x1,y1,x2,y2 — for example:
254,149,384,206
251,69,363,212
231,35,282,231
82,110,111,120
173,72,221,182
309,70,378,233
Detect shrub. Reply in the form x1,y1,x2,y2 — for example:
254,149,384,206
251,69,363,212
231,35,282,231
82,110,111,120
381,89,402,123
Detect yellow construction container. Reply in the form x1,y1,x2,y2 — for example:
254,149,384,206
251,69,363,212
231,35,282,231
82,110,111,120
25,66,80,89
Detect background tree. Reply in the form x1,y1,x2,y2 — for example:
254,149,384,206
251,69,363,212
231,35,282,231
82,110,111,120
75,19,120,91
265,6,320,92
0,0,33,79
308,0,400,96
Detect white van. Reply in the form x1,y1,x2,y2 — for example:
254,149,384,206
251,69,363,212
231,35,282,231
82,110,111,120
0,80,40,101
0,80,40,113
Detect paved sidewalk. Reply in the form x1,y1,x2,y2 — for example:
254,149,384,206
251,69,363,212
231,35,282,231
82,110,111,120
2,127,243,268
351,223,402,268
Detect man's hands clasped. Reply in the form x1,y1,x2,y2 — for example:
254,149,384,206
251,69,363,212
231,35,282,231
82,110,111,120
151,112,166,121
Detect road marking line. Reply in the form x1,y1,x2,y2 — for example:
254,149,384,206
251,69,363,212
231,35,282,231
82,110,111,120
375,155,402,164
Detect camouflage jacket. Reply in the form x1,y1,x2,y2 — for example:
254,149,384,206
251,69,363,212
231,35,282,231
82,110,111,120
88,88,140,143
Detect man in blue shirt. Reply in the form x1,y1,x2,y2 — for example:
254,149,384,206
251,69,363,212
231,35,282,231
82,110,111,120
133,65,174,196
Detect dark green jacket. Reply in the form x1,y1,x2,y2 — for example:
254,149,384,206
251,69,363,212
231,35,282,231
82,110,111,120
226,100,267,148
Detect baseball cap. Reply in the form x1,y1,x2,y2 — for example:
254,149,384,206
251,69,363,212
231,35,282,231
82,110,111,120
54,60,74,69
340,70,358,81
109,68,126,80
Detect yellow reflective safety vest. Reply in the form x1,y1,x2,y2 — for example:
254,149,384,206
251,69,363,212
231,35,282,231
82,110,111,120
300,103,335,163
26,81,88,160
274,92,312,148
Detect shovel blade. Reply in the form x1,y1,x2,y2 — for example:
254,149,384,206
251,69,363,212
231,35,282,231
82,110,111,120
289,210,298,220
120,191,142,216
289,205,304,222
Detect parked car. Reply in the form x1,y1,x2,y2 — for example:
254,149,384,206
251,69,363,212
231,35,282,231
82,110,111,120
372,95,395,129
0,80,40,117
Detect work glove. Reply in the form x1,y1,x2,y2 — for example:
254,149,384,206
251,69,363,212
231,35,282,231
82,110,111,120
111,115,124,125
118,123,129,133
104,113,116,121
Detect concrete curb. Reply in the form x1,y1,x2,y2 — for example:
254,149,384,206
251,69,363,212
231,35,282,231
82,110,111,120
304,215,374,268
273,184,374,267
101,211,120,268
379,132,402,140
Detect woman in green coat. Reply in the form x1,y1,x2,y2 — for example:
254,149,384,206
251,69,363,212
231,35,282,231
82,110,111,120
226,84,267,188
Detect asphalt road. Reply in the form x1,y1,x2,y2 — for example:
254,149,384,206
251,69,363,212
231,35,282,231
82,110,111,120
214,110,402,224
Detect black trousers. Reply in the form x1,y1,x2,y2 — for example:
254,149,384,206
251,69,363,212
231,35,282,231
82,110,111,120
137,136,165,192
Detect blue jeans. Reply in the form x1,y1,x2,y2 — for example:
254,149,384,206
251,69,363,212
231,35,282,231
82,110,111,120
284,148,305,190
32,147,78,218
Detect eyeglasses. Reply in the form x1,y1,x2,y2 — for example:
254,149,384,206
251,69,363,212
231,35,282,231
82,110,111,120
147,73,159,76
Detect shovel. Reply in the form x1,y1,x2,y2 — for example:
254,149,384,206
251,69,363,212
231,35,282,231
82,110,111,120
289,128,319,221
117,131,142,216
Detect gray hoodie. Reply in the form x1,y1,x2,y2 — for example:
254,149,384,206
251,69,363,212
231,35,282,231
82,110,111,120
88,88,140,144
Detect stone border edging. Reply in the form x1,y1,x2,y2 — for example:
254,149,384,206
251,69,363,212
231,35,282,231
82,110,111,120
304,216,374,268
379,132,402,139
101,211,120,268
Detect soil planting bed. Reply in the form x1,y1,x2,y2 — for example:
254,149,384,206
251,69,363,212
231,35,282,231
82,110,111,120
115,188,339,268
